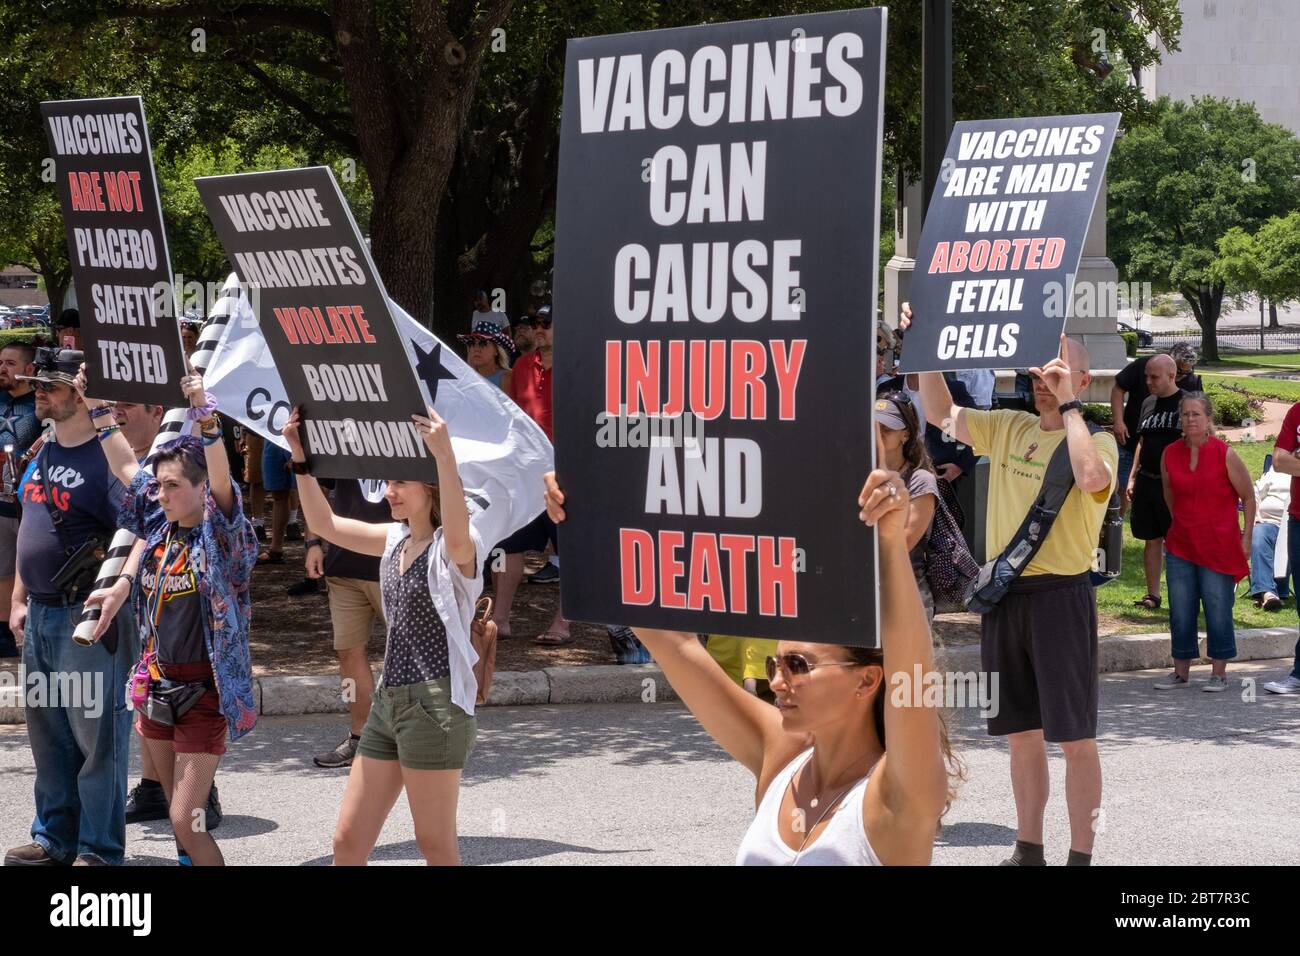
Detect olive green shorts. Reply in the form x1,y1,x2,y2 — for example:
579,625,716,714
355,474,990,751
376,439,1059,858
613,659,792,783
357,676,477,771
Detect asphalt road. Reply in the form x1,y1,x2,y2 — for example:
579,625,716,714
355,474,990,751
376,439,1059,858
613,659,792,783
1,659,1297,866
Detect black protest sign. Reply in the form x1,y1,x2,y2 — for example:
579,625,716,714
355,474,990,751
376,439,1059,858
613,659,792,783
552,9,885,643
41,96,187,404
898,113,1120,373
195,167,431,480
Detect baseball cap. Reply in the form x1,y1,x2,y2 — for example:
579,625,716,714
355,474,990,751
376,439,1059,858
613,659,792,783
17,347,84,388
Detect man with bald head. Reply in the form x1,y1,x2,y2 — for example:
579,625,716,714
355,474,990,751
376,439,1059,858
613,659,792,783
907,304,1117,867
1126,354,1184,608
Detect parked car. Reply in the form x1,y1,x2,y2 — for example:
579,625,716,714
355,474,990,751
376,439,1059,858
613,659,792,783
1117,321,1153,348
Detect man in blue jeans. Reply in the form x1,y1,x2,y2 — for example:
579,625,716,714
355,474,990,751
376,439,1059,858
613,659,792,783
1267,400,1300,694
3,349,136,865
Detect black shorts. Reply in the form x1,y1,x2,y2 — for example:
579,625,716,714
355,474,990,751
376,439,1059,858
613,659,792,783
496,512,557,556
1129,472,1171,541
980,572,1099,742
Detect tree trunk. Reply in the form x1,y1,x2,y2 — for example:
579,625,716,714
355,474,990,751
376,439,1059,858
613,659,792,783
1269,299,1279,328
1181,282,1224,362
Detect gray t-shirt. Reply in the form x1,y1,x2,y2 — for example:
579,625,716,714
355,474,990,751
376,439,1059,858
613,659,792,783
906,467,939,577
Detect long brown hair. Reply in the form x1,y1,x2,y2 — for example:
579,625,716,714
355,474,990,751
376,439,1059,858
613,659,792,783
844,645,966,820
878,391,933,477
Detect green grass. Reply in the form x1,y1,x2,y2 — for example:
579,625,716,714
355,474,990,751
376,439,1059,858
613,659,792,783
1200,372,1300,404
1095,438,1294,634
1203,353,1300,370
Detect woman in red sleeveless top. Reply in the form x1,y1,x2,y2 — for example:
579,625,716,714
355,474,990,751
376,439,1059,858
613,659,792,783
1157,393,1254,692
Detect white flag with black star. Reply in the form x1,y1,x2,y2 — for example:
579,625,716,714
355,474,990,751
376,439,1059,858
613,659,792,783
206,280,554,550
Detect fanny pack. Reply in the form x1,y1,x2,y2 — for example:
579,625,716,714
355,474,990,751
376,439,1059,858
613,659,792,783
143,678,211,726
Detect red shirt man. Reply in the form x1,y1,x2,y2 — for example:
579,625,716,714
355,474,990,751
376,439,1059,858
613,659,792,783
509,305,554,440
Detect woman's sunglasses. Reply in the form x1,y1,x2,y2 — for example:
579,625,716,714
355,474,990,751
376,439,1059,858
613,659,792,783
535,315,554,329
765,653,862,683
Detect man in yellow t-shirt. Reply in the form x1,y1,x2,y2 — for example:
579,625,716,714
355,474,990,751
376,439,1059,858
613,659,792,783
911,317,1115,869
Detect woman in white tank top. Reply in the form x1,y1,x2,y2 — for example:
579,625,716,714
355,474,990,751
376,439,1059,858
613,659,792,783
542,429,960,865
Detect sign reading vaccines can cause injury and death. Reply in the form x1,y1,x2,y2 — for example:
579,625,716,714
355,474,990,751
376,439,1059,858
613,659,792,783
552,9,886,644
898,113,1120,374
41,96,188,404
195,166,431,480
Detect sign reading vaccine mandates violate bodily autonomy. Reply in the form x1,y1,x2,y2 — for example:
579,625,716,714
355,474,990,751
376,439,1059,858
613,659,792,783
898,113,1120,373
552,9,886,644
196,167,431,480
42,96,188,404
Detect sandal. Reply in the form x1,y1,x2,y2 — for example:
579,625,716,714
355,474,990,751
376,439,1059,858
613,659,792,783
1133,594,1160,610
257,550,284,565
533,630,571,646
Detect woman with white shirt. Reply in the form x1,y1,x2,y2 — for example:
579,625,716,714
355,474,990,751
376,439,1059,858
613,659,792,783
542,429,961,865
1250,466,1292,610
282,406,483,866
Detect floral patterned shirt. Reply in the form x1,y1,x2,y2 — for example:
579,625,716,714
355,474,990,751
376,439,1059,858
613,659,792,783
119,470,259,740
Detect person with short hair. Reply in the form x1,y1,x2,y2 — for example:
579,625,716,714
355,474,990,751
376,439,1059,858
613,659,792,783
469,289,510,332
1125,354,1184,609
1154,392,1252,692
0,342,41,658
1110,346,1201,516
83,369,257,865
912,304,1117,867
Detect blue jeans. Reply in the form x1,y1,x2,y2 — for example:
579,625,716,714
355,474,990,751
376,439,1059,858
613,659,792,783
1165,552,1237,661
21,599,136,865
1289,517,1300,679
1249,523,1290,598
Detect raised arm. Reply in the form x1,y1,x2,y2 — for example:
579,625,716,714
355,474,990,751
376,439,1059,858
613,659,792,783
1031,335,1111,494
414,408,476,577
542,472,782,777
281,408,390,557
899,302,973,445
861,429,949,848
182,371,234,520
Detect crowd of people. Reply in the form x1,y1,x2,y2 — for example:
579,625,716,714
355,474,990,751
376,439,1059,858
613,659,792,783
1,285,1298,869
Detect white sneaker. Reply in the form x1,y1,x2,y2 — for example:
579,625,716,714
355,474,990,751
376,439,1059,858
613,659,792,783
1263,675,1300,695
1153,671,1190,690
1202,675,1228,692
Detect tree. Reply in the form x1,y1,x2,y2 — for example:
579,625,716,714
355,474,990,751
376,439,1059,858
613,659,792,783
2,1,1183,339
1211,212,1300,328
1109,97,1300,361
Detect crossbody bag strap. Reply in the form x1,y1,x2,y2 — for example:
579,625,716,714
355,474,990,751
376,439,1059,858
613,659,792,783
988,434,1079,578
36,443,74,554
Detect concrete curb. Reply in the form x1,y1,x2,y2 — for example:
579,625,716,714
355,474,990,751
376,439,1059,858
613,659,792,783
0,628,1293,724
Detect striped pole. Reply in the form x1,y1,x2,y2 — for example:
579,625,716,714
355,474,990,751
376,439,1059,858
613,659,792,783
73,274,248,645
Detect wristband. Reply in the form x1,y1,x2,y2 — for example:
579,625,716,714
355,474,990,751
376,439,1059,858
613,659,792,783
1057,399,1083,416
116,573,135,588
186,394,219,420
96,425,121,442
291,458,312,475
305,539,324,551
89,404,115,420
202,431,223,446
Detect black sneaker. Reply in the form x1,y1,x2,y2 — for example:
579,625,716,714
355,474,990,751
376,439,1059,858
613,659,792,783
527,563,560,584
285,522,303,541
286,578,320,597
313,735,359,769
125,779,169,823
204,784,222,832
